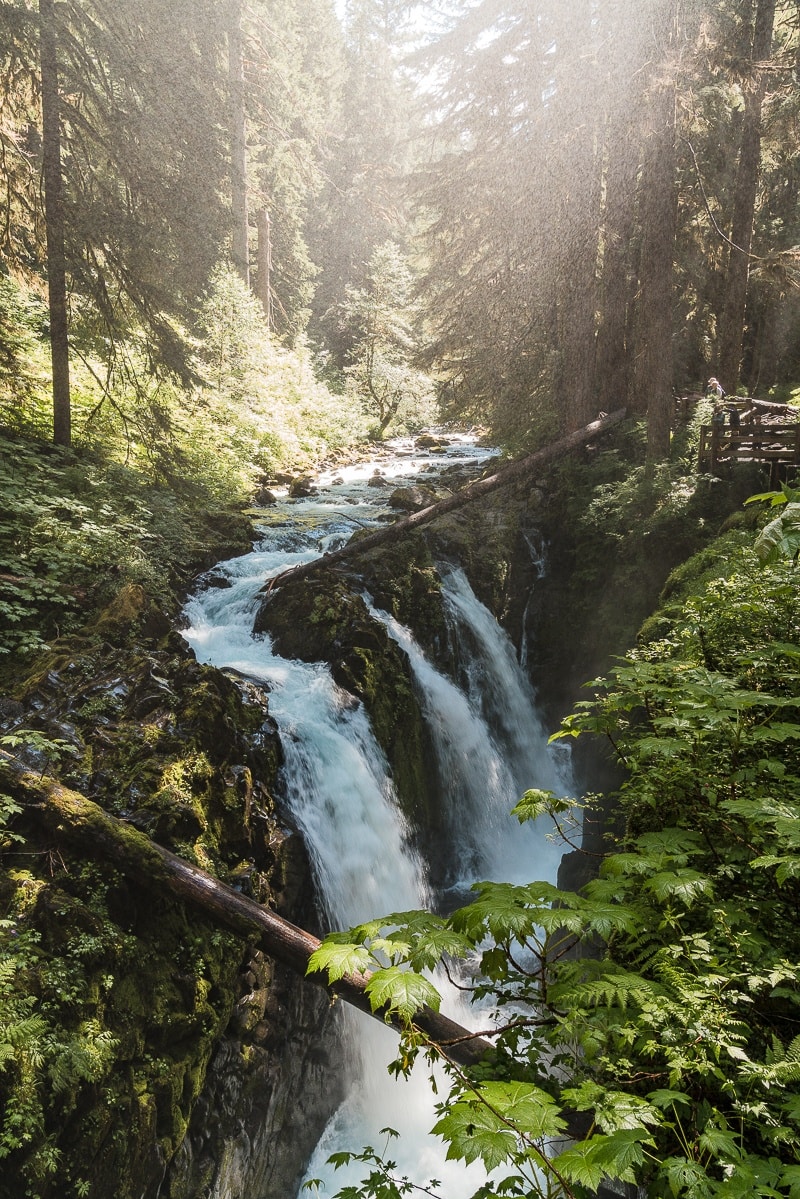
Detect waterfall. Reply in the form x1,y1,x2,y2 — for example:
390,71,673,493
180,437,573,1198
369,568,570,896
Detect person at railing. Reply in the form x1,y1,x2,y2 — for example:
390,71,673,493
711,401,726,431
707,376,726,402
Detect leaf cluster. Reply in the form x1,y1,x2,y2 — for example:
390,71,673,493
307,529,800,1198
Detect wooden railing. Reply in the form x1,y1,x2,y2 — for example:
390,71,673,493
698,418,800,474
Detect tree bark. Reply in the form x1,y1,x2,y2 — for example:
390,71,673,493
228,0,249,285
596,0,642,418
631,0,679,460
259,409,627,595
39,0,71,447
255,206,273,327
555,0,601,430
2,752,492,1069
716,0,776,393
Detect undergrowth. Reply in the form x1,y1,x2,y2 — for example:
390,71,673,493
0,428,252,671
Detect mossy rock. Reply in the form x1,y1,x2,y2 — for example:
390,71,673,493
355,534,451,663
0,602,289,1197
94,583,172,642
257,574,439,831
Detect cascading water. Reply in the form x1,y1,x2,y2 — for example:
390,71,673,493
180,437,574,1198
370,573,570,895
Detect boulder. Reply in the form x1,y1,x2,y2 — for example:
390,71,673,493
253,487,279,506
288,477,316,498
388,485,437,512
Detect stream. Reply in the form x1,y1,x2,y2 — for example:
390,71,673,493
181,434,574,1198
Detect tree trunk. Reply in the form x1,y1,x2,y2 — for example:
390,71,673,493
631,0,679,459
595,0,642,417
39,0,70,447
255,206,273,327
228,0,249,285
716,0,776,393
555,0,601,430
2,752,492,1069
257,409,627,596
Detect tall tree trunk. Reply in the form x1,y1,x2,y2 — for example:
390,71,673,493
596,120,638,415
555,0,601,430
716,0,776,393
255,205,273,327
632,0,679,459
228,0,249,285
39,0,70,447
596,0,644,416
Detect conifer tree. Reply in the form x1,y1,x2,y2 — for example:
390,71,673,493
308,0,415,368
38,0,70,445
716,0,777,392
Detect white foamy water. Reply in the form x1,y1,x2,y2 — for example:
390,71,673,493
180,436,571,1198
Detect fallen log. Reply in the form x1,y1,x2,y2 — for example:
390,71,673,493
0,751,492,1069
262,409,627,592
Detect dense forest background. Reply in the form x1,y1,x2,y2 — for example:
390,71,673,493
2,0,800,474
3,3,800,1199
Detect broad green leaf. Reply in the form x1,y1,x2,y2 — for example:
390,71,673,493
432,1100,517,1169
307,942,372,982
645,869,711,905
512,789,575,823
364,968,441,1021
475,1081,567,1139
554,1129,653,1188
647,1089,692,1110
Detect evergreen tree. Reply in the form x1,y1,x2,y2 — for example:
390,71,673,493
716,0,777,392
340,239,433,434
244,0,343,342
307,0,415,369
38,0,70,445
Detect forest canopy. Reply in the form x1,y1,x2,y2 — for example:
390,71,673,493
1,0,799,463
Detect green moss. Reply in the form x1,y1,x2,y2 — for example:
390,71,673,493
259,574,439,829
0,603,282,1196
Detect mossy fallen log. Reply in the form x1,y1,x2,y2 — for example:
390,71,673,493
1,751,491,1069
262,409,627,593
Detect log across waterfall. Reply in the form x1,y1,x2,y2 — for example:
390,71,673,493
262,409,626,593
0,750,491,1068
180,434,578,1198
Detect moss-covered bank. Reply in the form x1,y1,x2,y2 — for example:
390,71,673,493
0,430,340,1199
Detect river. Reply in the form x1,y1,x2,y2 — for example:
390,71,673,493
181,434,573,1198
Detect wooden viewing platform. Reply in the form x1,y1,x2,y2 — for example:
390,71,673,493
694,399,800,482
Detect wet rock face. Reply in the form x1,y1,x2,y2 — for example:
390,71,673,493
288,476,317,498
256,573,440,837
0,580,344,1199
164,838,347,1199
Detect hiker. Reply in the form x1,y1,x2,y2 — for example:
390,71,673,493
711,402,726,430
707,376,726,402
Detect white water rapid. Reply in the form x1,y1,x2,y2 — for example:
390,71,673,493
180,436,573,1199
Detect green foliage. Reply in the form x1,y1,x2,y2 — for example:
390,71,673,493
746,484,800,566
0,276,46,414
307,530,800,1198
340,242,438,438
193,266,368,485
0,429,251,665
